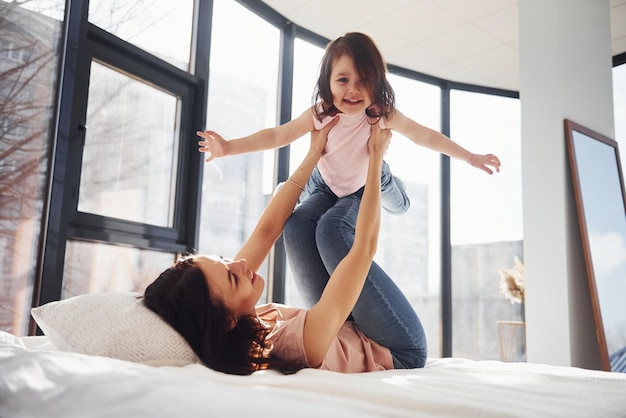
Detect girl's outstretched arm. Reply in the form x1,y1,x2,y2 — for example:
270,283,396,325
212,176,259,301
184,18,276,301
234,117,338,272
197,108,316,163
388,110,501,174
302,123,391,368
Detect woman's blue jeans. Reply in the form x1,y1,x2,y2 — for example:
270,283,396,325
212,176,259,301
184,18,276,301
283,164,427,369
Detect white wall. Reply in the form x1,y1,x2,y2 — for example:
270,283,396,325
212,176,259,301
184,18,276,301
519,0,614,369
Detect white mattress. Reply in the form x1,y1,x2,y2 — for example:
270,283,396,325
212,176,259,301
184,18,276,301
2,331,626,418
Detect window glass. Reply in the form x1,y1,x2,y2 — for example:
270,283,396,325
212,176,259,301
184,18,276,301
63,241,175,298
197,0,280,302
88,0,194,71
287,38,325,172
450,90,523,360
78,60,180,227
0,0,65,335
383,73,442,359
284,38,325,307
613,63,626,178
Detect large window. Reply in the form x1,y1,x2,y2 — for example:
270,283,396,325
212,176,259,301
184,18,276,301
0,0,65,335
197,0,281,302
450,90,523,360
378,73,443,359
64,57,184,299
35,0,201,314
284,37,325,306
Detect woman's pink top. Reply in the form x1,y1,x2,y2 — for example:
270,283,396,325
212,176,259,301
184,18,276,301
256,303,393,373
313,111,386,198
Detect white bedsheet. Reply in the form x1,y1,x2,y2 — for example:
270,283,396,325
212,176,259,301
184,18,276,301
2,331,626,418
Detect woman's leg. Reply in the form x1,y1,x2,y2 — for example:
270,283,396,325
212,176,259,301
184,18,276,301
283,169,337,308
316,192,427,368
380,160,411,215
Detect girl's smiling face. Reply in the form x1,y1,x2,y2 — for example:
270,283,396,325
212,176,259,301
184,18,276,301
329,54,372,116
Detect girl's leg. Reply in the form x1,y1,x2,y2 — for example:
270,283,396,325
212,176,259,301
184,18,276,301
316,192,427,369
381,160,411,215
283,169,337,308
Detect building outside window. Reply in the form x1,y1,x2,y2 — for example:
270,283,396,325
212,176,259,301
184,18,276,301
450,90,523,360
0,1,65,335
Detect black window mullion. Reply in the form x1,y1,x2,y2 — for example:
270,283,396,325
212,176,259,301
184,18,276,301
271,22,295,304
185,0,213,253
86,24,197,90
440,83,452,358
68,212,186,251
33,0,91,319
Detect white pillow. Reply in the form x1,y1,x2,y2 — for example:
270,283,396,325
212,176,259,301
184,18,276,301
31,292,200,367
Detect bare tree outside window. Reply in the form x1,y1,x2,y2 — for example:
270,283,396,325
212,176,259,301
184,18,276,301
88,0,194,72
0,0,64,335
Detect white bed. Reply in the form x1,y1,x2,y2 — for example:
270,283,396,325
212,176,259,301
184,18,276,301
2,292,626,418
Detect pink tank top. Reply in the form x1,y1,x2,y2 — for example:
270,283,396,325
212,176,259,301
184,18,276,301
256,303,393,373
313,111,386,197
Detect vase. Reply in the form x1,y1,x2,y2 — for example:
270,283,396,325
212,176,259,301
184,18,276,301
497,321,526,362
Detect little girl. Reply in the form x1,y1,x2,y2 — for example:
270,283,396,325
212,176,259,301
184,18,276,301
198,32,501,308
198,32,500,207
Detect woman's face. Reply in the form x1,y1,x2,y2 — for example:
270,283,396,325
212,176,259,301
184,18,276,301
329,54,372,116
193,255,264,320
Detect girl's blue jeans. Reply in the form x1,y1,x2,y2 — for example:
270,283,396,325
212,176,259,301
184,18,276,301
283,163,427,369
300,161,410,215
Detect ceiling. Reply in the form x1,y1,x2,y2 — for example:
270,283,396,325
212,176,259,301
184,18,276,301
261,0,626,92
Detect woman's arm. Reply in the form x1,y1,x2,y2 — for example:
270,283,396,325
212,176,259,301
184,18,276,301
302,123,391,368
197,108,316,162
388,110,501,174
234,117,338,272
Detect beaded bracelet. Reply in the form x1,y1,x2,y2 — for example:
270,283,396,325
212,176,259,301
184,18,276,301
288,178,305,192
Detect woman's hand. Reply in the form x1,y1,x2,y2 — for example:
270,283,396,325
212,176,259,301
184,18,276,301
308,116,338,157
197,130,229,163
368,122,391,160
467,153,501,175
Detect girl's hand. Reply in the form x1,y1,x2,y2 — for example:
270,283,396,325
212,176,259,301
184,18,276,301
467,153,501,175
367,122,391,159
197,130,229,162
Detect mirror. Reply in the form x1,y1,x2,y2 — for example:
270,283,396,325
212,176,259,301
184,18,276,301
565,119,626,373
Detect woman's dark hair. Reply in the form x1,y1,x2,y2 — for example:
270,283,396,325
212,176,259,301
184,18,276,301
313,32,396,122
143,256,277,375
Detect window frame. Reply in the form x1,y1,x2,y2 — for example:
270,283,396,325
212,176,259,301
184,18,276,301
68,24,198,249
33,0,209,318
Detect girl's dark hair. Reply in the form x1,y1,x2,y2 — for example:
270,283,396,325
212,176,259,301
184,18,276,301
143,256,284,375
313,32,396,122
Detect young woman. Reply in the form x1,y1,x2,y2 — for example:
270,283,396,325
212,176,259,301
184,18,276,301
144,120,427,375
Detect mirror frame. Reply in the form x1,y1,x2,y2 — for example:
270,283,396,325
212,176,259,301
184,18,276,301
564,118,626,372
